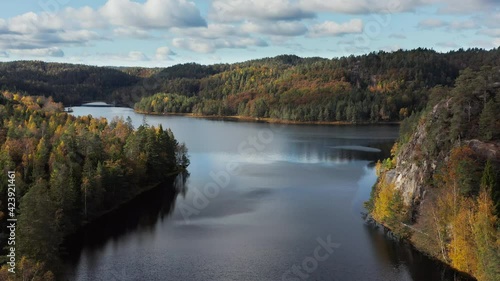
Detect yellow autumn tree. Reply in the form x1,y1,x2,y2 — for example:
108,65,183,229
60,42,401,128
373,178,394,223
473,187,500,281
448,198,477,275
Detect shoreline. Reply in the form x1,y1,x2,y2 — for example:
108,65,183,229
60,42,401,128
364,213,476,281
134,110,401,126
62,169,184,242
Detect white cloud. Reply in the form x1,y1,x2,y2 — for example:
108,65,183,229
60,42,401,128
0,9,108,53
0,51,9,58
100,0,206,29
242,21,308,36
298,0,497,15
8,12,64,34
9,47,64,57
113,27,152,39
56,30,104,43
309,19,363,37
299,0,420,14
171,24,243,39
127,51,149,61
0,0,207,59
210,0,496,19
433,0,498,13
173,38,215,53
210,0,315,22
155,46,176,60
0,19,7,33
418,18,479,31
0,28,104,50
62,6,109,29
208,0,498,19
173,37,268,53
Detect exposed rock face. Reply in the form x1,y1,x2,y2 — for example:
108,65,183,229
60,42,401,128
384,99,499,208
465,139,500,160
388,135,500,208
386,118,434,206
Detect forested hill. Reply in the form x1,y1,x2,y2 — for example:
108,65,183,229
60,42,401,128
2,48,500,122
134,48,500,122
368,66,500,281
0,61,140,105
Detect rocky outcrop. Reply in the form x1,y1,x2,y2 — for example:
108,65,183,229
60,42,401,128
383,97,500,208
384,118,433,208
371,67,500,281
465,139,500,160
388,133,500,209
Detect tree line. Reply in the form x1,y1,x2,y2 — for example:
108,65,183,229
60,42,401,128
0,91,189,280
134,48,500,122
2,48,500,123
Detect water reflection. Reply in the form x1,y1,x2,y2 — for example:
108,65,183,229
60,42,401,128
362,225,475,281
63,172,189,266
65,107,471,281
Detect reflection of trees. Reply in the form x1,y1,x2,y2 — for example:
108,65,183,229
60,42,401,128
287,139,395,163
62,172,190,265
362,224,475,281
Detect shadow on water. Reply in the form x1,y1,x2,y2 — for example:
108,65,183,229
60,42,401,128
286,137,395,164
61,172,189,267
363,223,476,281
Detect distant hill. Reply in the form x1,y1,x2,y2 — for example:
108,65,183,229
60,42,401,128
0,61,140,105
1,48,500,122
133,48,500,122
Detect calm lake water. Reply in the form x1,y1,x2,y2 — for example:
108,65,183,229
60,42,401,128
63,106,469,281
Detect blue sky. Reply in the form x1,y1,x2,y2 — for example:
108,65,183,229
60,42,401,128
0,0,498,66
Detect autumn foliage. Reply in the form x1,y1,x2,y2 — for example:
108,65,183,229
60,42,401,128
0,92,189,279
370,66,500,281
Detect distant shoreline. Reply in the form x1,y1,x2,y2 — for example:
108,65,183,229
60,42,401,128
133,110,401,126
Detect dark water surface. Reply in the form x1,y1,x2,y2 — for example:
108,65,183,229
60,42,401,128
64,107,469,281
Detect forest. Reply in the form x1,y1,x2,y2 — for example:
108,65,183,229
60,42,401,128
0,48,499,280
130,48,500,122
368,66,500,281
1,48,500,123
0,91,189,280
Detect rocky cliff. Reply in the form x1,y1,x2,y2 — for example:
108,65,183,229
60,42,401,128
387,99,500,209
369,66,500,281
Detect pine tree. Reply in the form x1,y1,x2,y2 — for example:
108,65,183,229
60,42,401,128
479,99,499,141
18,180,60,265
33,137,49,179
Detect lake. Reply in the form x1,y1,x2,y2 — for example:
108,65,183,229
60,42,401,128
63,106,469,281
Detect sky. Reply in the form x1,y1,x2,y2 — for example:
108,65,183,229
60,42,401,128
0,0,499,67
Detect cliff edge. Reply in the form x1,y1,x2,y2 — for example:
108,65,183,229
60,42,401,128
368,67,500,281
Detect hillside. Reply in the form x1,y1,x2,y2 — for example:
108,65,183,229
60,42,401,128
1,48,500,123
133,48,500,122
368,66,500,281
0,61,140,105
